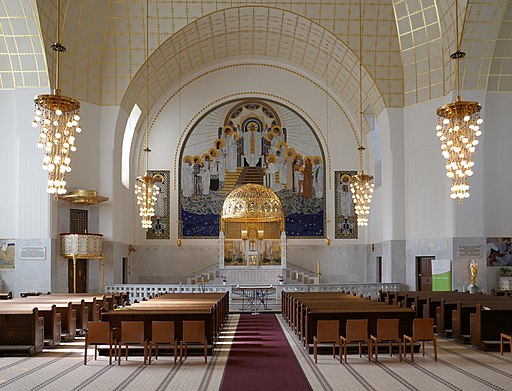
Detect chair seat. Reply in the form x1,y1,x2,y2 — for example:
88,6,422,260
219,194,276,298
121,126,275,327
340,319,371,363
117,321,148,365
500,333,512,358
180,320,207,364
313,320,340,364
149,321,177,365
84,321,114,366
403,318,437,362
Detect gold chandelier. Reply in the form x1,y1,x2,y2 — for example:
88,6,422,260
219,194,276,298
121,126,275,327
135,0,159,229
436,0,482,201
350,2,374,227
32,0,80,195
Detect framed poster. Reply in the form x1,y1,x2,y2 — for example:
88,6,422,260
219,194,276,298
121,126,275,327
334,171,358,239
0,240,15,269
146,170,170,239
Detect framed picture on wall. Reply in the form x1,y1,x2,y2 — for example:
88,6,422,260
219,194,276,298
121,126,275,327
146,170,170,240
334,171,358,239
0,240,15,269
486,237,512,266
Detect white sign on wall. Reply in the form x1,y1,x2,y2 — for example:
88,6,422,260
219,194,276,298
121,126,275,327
20,246,46,260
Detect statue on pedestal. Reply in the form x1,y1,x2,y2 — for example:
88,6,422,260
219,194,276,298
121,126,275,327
470,258,478,292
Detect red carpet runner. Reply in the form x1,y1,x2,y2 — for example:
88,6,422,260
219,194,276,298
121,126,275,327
220,313,311,391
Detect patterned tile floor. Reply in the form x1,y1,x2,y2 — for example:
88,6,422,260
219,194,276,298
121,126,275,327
0,314,510,391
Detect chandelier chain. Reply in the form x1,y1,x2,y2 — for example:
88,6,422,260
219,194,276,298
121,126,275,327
135,0,160,229
32,0,81,196
435,0,483,201
349,1,375,227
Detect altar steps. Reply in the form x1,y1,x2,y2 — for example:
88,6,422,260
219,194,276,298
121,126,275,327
239,167,263,185
219,168,243,196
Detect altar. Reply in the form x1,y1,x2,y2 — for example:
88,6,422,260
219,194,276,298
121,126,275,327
219,184,286,283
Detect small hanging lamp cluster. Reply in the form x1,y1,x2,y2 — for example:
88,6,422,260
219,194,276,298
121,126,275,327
135,0,160,229
350,2,374,227
435,0,482,201
32,0,81,195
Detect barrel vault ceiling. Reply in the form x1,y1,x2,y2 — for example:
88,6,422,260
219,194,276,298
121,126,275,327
0,0,510,114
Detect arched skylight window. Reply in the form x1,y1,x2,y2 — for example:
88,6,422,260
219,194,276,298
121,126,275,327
122,104,141,189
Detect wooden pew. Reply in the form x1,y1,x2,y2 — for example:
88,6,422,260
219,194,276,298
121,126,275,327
470,304,512,350
16,299,76,340
101,292,228,349
0,302,61,346
0,307,44,355
282,292,415,350
437,295,512,338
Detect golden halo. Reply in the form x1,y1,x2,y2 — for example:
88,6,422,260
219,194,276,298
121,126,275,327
277,141,288,151
272,125,282,134
209,148,219,157
285,147,296,157
202,152,212,161
340,174,352,183
153,173,164,182
192,155,203,165
265,131,276,141
266,154,277,164
213,138,226,149
293,153,303,161
304,156,313,164
183,155,193,164
232,132,241,141
313,156,322,164
223,126,233,135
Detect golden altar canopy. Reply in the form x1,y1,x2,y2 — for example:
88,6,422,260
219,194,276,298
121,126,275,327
221,184,284,231
220,184,285,267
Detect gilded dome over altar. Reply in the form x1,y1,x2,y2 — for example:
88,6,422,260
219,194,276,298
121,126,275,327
222,184,283,222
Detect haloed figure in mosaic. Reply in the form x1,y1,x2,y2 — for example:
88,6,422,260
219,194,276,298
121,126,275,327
313,157,324,199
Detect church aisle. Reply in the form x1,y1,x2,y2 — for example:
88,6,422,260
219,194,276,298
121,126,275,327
220,313,311,391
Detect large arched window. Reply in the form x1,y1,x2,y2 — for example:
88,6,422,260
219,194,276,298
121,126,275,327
121,104,141,189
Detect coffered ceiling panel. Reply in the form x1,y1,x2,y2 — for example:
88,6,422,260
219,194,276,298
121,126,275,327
0,0,48,89
34,0,401,109
1,1,510,110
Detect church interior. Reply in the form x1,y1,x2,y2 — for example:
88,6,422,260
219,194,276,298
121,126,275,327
0,0,512,390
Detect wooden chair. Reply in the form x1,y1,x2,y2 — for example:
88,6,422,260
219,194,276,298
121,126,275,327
313,320,340,364
84,321,114,365
180,320,207,364
117,321,148,365
403,318,437,362
340,319,371,363
149,321,177,365
370,319,402,362
500,333,512,359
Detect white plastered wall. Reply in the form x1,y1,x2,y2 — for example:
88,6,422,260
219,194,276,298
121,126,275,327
122,57,387,283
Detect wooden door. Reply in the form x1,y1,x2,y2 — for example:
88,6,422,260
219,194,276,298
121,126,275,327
416,256,434,291
377,256,382,283
70,209,88,233
122,257,128,284
68,259,87,293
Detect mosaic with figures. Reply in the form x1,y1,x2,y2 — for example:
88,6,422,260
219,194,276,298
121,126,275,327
179,99,325,238
146,170,170,239
334,171,358,239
